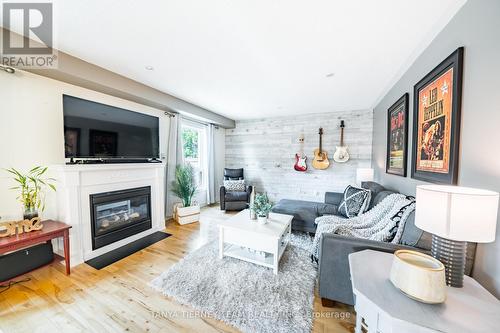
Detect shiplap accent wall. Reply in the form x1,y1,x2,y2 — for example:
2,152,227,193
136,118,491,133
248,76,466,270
225,110,373,202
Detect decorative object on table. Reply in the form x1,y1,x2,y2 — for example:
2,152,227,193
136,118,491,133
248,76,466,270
250,193,273,224
386,93,409,176
355,168,374,187
415,184,499,287
411,47,463,184
312,127,330,170
5,166,56,219
337,185,371,218
223,179,246,191
0,217,44,238
220,168,253,211
294,133,307,172
249,186,256,220
333,120,349,163
390,249,446,304
171,164,200,225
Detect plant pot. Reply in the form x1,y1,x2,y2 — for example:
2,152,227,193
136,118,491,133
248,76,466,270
257,215,268,225
176,205,200,225
23,207,38,220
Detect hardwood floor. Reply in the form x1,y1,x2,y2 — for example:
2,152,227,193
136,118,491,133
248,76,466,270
0,206,355,333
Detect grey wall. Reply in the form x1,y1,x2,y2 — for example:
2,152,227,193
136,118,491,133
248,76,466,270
372,0,500,297
226,110,372,202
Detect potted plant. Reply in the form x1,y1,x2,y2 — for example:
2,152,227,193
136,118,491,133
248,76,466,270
251,193,273,224
171,164,200,225
6,166,56,219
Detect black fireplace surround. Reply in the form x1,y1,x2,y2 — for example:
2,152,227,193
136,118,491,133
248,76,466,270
90,186,152,250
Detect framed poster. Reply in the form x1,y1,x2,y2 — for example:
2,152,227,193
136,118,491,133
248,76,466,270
64,127,81,157
411,47,463,184
386,93,409,176
89,129,118,157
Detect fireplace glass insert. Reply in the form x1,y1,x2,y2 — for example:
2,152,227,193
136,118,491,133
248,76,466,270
90,186,152,250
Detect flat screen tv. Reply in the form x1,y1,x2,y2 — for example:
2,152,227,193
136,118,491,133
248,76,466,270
63,95,160,159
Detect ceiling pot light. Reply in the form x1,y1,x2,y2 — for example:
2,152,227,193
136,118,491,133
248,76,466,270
145,66,154,71
325,72,335,78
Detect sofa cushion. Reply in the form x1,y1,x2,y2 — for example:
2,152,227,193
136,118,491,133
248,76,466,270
338,186,371,218
317,203,338,216
225,191,248,201
398,211,430,250
325,192,343,205
272,199,320,223
362,181,386,209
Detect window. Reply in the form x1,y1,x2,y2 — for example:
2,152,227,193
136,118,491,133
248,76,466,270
181,121,207,190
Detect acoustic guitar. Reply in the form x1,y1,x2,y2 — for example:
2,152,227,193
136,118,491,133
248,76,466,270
294,134,307,172
333,120,350,163
312,128,330,170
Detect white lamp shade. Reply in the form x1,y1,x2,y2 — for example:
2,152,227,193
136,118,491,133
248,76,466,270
356,168,374,185
415,185,499,242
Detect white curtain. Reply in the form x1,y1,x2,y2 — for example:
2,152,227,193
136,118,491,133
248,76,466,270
206,124,217,204
165,114,184,217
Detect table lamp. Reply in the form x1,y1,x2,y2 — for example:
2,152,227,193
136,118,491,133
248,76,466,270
356,168,374,187
415,185,499,287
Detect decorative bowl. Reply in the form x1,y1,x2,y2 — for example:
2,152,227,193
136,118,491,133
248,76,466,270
390,249,446,304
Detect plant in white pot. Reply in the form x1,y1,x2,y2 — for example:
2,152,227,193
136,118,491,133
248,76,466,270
250,193,273,225
171,164,200,225
6,166,56,219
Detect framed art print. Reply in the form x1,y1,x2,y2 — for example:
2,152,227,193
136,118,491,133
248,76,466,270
411,47,463,185
64,127,81,157
386,93,409,177
89,129,118,157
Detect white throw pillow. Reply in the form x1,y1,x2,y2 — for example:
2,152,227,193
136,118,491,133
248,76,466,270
224,179,246,191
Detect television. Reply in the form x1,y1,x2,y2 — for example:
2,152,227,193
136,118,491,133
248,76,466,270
63,95,160,159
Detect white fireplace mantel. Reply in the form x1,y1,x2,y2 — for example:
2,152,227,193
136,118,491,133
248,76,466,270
52,163,166,266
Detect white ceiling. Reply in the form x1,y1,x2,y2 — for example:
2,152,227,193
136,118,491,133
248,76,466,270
5,0,466,120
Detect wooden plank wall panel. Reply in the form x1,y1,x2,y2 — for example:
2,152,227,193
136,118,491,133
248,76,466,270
225,110,373,202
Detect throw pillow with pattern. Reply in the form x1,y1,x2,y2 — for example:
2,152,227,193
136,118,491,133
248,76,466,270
224,179,246,191
338,185,371,218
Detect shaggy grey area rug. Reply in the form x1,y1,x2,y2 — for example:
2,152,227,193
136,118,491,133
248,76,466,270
150,233,316,333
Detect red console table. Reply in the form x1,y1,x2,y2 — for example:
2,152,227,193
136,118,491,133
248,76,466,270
0,220,72,276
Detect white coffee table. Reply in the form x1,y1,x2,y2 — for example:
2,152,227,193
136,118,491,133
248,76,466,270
218,209,293,274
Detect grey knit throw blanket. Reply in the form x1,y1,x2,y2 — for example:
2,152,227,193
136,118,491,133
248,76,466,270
311,193,415,260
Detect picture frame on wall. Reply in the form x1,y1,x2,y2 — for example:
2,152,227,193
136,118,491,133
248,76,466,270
386,93,409,177
411,47,463,185
89,129,118,157
64,127,81,157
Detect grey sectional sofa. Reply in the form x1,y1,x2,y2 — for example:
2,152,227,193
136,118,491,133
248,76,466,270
273,181,477,305
318,182,477,305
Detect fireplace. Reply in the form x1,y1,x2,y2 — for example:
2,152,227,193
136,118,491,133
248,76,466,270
90,186,152,250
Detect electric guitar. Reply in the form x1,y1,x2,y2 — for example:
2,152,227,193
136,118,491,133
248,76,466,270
294,134,307,172
312,128,330,170
333,120,350,163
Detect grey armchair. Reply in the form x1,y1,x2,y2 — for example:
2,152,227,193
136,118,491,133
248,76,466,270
220,168,253,211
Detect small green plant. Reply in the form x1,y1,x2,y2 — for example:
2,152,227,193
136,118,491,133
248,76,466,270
171,164,197,207
6,166,56,213
251,193,273,217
